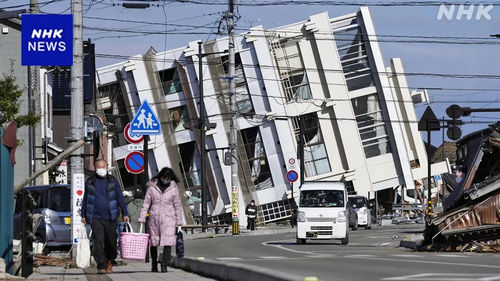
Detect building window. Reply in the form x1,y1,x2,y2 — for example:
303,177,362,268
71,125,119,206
271,39,312,101
221,54,254,115
292,113,331,177
169,105,189,132
351,94,391,158
159,68,182,95
334,26,375,92
240,127,273,190
98,82,131,147
179,142,201,189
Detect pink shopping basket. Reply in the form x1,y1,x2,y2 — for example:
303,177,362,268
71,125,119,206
120,223,149,261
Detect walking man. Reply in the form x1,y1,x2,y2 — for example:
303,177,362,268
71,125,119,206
82,159,129,274
245,200,257,231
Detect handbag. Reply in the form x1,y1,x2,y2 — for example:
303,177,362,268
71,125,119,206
76,226,91,269
176,228,184,258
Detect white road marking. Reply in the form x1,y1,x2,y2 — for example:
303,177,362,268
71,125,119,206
383,273,500,281
345,254,376,258
259,256,286,259
392,254,423,258
216,257,242,261
346,255,500,269
262,240,316,255
434,254,466,258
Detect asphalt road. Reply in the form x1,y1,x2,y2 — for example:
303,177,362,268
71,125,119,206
184,225,500,281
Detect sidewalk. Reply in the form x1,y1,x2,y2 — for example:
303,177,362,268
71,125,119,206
28,261,214,281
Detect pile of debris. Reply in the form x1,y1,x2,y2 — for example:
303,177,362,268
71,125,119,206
423,239,500,253
33,255,76,268
426,122,500,245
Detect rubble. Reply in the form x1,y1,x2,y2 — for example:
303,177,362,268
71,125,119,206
33,255,76,268
425,122,500,245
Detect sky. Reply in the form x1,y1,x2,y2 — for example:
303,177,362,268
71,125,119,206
2,0,499,146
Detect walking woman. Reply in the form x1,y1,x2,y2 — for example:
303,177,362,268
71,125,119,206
138,167,183,272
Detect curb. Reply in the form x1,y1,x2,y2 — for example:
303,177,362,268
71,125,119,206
171,257,299,281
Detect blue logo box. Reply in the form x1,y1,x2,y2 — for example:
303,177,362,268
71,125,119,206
21,14,73,66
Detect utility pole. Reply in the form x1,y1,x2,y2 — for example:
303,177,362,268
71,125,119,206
185,43,224,229
198,42,208,230
70,0,85,252
228,0,239,235
28,0,39,183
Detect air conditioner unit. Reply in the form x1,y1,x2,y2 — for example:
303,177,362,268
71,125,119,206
411,89,430,104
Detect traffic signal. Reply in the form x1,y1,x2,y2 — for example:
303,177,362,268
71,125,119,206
446,104,464,141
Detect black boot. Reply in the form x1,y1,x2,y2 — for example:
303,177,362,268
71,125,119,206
151,262,158,272
160,263,168,273
160,247,171,273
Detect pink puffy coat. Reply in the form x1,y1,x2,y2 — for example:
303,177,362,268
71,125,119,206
138,180,183,246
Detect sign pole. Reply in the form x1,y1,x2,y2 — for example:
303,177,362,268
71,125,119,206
426,120,432,218
143,135,149,194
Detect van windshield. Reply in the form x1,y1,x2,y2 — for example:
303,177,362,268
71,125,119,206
300,190,344,208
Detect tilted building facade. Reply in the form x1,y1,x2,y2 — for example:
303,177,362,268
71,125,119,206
96,7,447,225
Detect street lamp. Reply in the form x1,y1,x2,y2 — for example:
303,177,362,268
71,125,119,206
184,42,227,230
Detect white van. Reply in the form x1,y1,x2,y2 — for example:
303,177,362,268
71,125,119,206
296,181,349,245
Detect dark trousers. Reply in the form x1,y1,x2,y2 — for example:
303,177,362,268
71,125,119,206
91,219,118,270
248,217,255,230
150,246,172,265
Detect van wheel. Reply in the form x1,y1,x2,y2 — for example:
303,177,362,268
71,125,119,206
365,225,371,230
296,238,306,245
341,233,349,245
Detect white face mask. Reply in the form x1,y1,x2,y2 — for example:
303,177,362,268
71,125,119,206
96,168,107,177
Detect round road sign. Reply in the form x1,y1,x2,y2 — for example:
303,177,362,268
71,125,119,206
125,151,145,174
288,158,296,165
286,170,298,183
124,123,144,144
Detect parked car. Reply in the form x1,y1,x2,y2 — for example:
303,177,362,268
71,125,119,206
348,195,372,230
346,199,358,231
14,185,91,253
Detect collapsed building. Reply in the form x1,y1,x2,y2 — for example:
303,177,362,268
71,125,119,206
428,122,500,245
96,7,448,226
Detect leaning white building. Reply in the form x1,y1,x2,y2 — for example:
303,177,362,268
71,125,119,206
96,7,447,225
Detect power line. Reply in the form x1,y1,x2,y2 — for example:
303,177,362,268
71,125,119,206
95,53,500,80
83,24,500,46
83,15,498,42
115,0,500,7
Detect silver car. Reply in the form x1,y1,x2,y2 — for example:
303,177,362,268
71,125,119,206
14,185,91,254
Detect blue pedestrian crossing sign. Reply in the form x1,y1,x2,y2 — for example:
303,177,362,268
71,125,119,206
130,101,161,135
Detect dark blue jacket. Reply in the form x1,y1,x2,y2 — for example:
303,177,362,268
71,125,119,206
82,174,128,224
